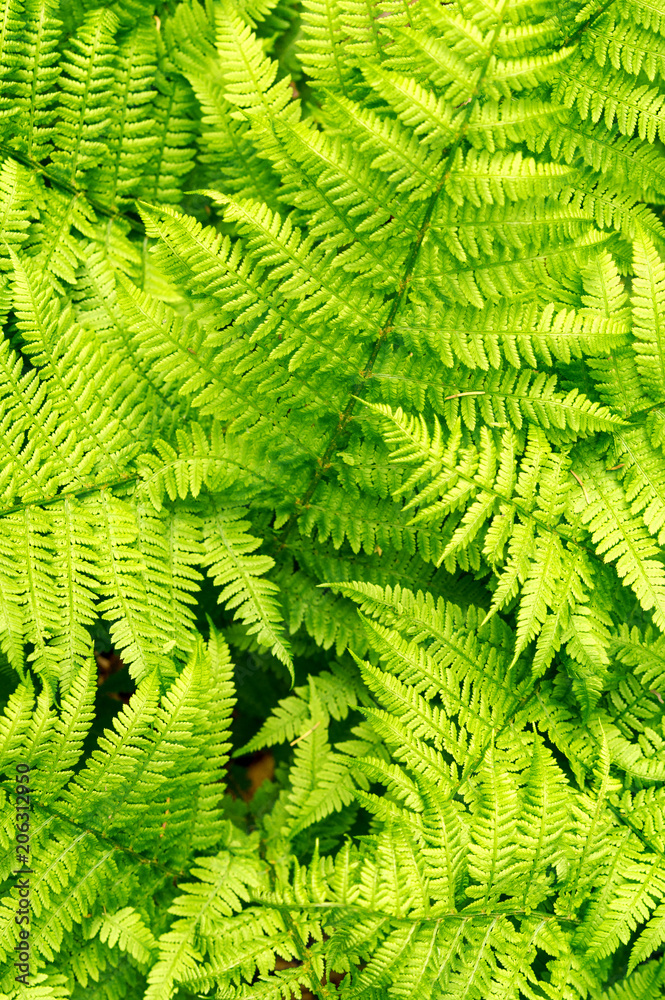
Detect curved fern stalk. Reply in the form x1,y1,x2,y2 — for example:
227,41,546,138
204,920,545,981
247,113,415,284
74,245,189,440
137,198,385,375
206,190,392,342
114,273,237,415
28,185,97,292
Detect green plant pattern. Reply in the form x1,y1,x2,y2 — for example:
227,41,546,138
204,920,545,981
1,0,665,996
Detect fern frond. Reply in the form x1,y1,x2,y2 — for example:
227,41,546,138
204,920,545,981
50,9,119,185
215,4,298,125
140,68,197,205
87,20,158,206
146,842,264,1000
9,248,137,483
89,906,157,969
369,355,623,439
556,56,665,144
93,492,169,685
5,0,61,161
275,684,356,838
575,450,665,632
236,660,368,755
201,501,293,676
0,679,33,769
581,12,665,83
631,231,665,402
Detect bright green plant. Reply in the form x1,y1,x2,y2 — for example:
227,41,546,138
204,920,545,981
1,0,665,996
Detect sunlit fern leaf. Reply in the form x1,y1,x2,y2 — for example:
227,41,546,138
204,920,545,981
611,0,665,35
88,906,157,971
166,0,282,209
49,9,119,186
555,55,665,144
35,657,96,804
2,0,61,161
0,156,36,267
631,231,665,402
87,19,159,207
270,683,356,839
236,659,369,755
48,497,101,696
0,678,33,769
145,838,264,1000
201,500,293,677
215,3,299,126
575,448,665,633
92,491,170,686
139,59,198,205
9,248,138,484
297,0,356,94
369,353,623,440
1,0,665,996
612,622,665,692
581,12,665,83
134,500,204,667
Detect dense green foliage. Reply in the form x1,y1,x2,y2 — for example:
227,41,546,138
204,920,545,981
2,0,665,996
